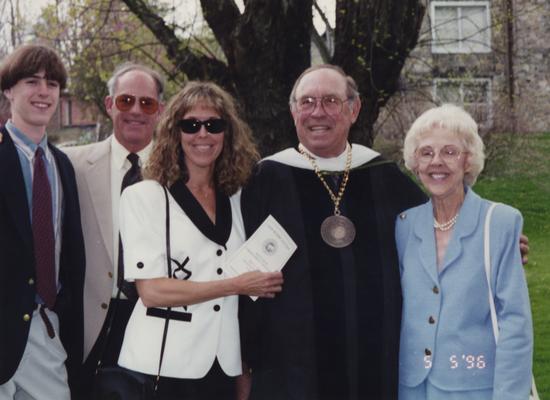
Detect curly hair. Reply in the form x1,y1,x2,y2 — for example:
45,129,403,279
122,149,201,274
144,81,259,195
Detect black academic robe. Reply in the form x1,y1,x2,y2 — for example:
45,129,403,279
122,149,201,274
0,127,85,387
240,152,426,400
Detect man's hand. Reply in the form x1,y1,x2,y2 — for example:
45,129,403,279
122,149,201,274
520,234,529,265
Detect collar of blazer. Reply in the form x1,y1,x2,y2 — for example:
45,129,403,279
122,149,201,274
169,178,232,247
413,187,483,280
85,135,112,165
65,137,114,264
86,138,114,261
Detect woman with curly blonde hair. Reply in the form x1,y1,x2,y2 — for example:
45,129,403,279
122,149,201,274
145,81,259,195
117,81,283,400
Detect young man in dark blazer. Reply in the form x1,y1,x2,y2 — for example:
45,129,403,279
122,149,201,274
0,44,85,399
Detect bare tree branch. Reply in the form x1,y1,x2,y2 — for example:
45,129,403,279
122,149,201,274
333,0,426,144
199,0,240,63
312,0,334,61
313,1,333,32
311,30,331,63
121,0,231,84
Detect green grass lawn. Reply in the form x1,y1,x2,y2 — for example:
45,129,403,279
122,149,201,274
376,131,550,397
475,132,550,398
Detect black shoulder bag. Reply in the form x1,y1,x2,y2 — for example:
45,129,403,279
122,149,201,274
92,186,172,400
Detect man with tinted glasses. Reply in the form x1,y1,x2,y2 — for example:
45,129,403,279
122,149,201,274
0,44,85,399
63,62,164,397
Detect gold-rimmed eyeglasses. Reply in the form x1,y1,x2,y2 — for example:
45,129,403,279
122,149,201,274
415,145,467,166
294,95,352,117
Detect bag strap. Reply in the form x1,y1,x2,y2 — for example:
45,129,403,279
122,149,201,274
95,272,124,372
154,186,172,392
531,376,540,399
484,202,499,342
484,202,539,400
95,186,172,395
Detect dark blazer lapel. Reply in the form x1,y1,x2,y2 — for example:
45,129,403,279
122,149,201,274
0,127,33,251
413,201,439,284
169,179,232,246
439,188,481,273
49,144,73,213
48,142,86,373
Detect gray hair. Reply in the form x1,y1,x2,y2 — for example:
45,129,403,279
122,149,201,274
106,62,165,100
288,64,360,105
403,103,485,186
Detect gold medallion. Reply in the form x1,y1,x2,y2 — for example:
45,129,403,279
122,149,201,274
298,143,356,248
321,215,356,248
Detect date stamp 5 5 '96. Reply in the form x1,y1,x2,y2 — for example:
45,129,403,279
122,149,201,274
424,354,487,370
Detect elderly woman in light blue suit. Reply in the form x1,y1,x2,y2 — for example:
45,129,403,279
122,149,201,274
396,104,533,400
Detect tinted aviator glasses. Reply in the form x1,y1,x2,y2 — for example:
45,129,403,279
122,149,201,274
295,95,352,116
415,145,466,166
115,94,159,115
178,118,227,134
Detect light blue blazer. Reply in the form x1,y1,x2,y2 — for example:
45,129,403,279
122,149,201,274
395,187,532,399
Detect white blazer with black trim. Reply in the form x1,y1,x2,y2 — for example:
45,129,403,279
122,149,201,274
118,179,243,379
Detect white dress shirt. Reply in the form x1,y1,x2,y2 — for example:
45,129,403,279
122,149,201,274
110,136,152,297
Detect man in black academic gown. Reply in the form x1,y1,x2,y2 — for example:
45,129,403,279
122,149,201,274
239,64,427,400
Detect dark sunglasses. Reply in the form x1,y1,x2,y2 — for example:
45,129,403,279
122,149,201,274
178,118,226,134
115,94,159,115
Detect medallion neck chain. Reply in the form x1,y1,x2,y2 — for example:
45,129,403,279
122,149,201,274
298,143,352,216
433,212,459,231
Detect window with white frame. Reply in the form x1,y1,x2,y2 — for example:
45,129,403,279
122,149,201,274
433,78,493,126
431,1,491,53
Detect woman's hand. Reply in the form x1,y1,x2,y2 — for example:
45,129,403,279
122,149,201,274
235,362,252,400
234,271,284,298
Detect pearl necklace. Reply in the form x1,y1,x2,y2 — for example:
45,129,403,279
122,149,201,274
433,213,459,231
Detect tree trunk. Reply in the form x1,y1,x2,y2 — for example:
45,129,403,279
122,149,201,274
333,0,425,146
220,0,313,154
